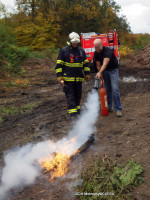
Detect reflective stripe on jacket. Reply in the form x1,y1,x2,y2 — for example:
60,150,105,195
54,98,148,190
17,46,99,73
55,45,90,82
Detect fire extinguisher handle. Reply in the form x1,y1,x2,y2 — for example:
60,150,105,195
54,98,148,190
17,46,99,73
61,80,65,86
100,77,104,86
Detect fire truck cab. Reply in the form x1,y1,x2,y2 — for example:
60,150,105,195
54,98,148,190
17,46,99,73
80,29,120,72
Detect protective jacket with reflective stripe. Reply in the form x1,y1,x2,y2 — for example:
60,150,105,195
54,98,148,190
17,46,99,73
55,45,90,82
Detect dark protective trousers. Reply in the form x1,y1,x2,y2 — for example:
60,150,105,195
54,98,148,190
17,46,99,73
63,82,82,117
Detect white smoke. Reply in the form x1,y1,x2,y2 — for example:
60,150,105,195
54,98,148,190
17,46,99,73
68,89,100,149
0,89,100,199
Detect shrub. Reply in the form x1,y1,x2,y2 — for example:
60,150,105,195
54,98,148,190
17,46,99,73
3,44,30,73
0,22,31,73
119,45,133,59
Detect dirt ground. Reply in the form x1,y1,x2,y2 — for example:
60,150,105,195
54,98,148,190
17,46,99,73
0,55,150,200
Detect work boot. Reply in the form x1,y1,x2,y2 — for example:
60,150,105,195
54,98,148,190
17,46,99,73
116,111,122,117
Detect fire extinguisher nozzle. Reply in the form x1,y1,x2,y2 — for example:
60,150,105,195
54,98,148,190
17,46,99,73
94,78,99,90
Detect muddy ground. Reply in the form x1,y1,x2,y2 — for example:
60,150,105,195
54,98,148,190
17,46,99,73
0,58,150,200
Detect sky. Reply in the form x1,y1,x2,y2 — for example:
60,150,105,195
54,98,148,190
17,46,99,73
115,0,150,34
1,0,150,34
1,0,16,10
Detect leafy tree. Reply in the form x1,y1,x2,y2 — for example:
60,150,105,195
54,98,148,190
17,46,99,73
14,11,60,50
13,0,131,47
0,22,15,44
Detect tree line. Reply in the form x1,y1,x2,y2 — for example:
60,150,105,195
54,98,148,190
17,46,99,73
0,0,150,74
1,0,132,50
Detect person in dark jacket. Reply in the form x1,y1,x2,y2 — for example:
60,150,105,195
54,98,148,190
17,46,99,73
94,38,122,117
55,32,90,118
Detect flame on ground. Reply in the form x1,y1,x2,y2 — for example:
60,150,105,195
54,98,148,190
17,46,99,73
39,152,71,181
39,137,78,181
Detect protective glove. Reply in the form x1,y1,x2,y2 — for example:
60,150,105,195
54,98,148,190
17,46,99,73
57,76,64,83
85,75,90,82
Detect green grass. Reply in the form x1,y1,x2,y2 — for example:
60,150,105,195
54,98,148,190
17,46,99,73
18,104,37,113
75,158,144,200
0,106,17,115
29,48,59,62
29,50,49,59
0,102,40,122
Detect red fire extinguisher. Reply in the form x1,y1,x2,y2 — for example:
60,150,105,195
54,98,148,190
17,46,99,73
99,79,108,116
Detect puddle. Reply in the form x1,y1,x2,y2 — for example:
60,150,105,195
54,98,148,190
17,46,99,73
120,76,149,83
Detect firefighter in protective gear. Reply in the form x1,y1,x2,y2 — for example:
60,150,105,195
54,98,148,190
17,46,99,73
55,32,90,117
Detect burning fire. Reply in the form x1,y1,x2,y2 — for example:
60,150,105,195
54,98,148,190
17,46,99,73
39,137,78,181
40,152,71,181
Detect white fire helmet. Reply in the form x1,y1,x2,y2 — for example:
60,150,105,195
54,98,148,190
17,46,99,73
69,32,80,43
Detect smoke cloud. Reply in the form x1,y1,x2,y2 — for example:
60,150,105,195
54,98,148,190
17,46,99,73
0,89,100,199
68,89,100,149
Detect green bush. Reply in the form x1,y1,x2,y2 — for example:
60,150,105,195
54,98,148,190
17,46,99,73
0,43,30,73
0,23,30,73
3,44,30,72
131,35,150,51
0,23,15,44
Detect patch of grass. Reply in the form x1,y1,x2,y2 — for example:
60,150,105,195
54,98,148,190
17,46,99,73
0,102,40,122
29,48,59,62
29,50,48,59
18,104,37,114
75,157,144,200
0,106,17,115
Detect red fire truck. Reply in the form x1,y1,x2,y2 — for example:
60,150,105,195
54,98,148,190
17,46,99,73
80,29,120,72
